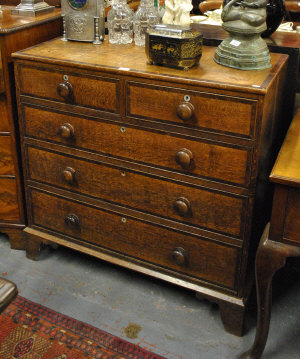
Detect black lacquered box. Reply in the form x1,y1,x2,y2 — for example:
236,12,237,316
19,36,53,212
145,24,203,70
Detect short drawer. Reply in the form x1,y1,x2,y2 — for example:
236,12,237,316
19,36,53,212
24,105,251,187
0,178,20,222
0,95,10,132
17,65,120,113
27,147,245,237
283,188,300,244
0,136,14,175
127,82,257,138
30,189,240,289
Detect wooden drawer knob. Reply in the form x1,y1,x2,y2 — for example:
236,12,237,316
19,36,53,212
176,101,194,121
174,197,191,217
62,167,75,183
176,148,194,170
172,247,188,266
59,123,74,139
64,213,80,227
57,81,73,102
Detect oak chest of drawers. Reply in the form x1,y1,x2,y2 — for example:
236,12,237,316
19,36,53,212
0,6,62,248
13,38,288,335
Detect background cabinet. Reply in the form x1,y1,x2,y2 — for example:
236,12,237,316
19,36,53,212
0,6,62,248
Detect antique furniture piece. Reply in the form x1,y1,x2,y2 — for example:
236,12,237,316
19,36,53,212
13,39,288,335
61,0,105,44
11,0,55,16
0,6,62,249
0,277,17,312
240,109,300,359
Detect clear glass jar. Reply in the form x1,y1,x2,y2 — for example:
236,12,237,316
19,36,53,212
133,0,160,46
107,0,134,44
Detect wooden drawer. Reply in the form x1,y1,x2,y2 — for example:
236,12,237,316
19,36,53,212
23,105,251,187
127,82,257,139
283,188,300,244
0,95,10,132
0,178,20,222
27,146,246,237
0,136,14,175
17,65,120,113
30,188,240,289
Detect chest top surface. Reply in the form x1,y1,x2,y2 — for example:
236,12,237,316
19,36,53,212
13,37,288,93
0,6,61,34
270,109,300,188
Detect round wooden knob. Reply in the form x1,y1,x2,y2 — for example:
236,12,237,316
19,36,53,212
172,247,188,266
57,81,73,102
174,197,191,217
176,102,194,121
175,148,194,170
62,167,75,183
59,123,74,139
64,213,80,227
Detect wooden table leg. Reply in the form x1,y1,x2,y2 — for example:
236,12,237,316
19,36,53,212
239,226,300,359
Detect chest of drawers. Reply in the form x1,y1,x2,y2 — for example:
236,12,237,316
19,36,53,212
0,6,62,248
13,39,288,336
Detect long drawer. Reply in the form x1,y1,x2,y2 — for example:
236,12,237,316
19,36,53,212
29,188,240,290
0,136,14,175
0,95,10,132
127,81,257,139
17,65,120,114
0,178,20,222
23,105,251,187
27,146,246,237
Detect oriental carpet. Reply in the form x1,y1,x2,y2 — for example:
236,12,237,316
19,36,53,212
0,296,166,359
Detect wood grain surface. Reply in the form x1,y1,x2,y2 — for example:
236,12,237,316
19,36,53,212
0,178,19,221
270,109,300,187
30,188,240,289
0,136,14,174
27,146,245,237
13,38,288,93
23,105,250,186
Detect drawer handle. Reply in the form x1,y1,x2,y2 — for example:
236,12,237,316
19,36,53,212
172,247,188,266
62,167,76,183
59,123,74,139
176,148,194,170
176,101,194,122
57,81,73,102
174,197,191,217
64,213,80,227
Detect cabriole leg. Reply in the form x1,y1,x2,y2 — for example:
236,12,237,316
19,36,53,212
239,230,300,359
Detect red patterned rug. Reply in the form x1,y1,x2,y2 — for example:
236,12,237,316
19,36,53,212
0,296,166,359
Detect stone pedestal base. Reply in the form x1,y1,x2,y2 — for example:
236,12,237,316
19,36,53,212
214,32,271,71
11,0,54,16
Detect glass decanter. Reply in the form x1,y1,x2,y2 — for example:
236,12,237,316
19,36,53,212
133,0,160,46
107,0,134,44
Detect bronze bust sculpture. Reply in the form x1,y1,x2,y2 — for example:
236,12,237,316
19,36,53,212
214,0,271,70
